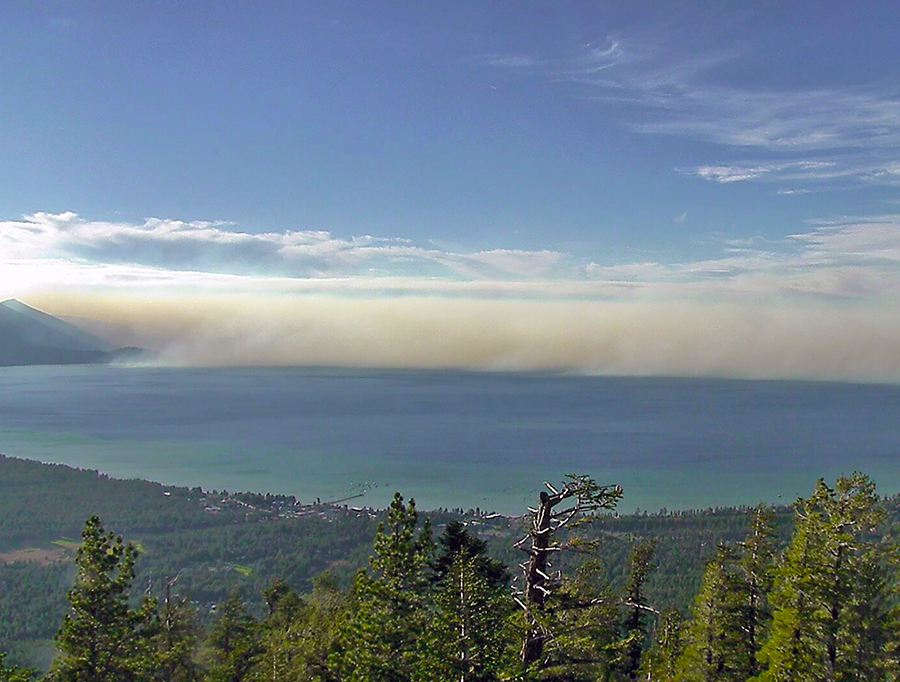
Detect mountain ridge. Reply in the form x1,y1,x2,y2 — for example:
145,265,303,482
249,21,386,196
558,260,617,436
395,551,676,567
0,299,146,367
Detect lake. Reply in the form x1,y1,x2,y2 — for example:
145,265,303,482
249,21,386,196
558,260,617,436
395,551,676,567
0,365,898,514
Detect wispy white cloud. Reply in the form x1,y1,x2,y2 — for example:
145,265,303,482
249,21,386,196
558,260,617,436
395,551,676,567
0,212,574,283
581,214,900,300
690,161,834,184
776,188,820,196
480,54,541,68
3,211,900,303
790,214,900,263
481,32,900,189
575,38,629,74
632,88,900,153
688,159,900,187
479,37,633,78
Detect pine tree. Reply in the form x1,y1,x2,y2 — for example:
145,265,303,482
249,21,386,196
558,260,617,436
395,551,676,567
670,507,774,682
369,493,434,594
204,594,262,682
638,608,683,682
752,527,818,682
432,521,509,591
674,547,742,682
0,652,34,682
254,574,347,682
527,558,620,681
152,582,199,682
841,546,894,680
756,473,892,682
620,539,657,680
255,580,308,682
883,547,900,679
296,572,349,682
262,578,301,620
50,515,157,682
332,492,434,682
415,553,514,682
733,506,775,680
416,522,514,681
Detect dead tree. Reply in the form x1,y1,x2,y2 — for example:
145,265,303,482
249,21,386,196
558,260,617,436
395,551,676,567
513,475,623,668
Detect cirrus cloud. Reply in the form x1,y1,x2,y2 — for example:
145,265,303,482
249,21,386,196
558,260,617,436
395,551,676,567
483,30,900,191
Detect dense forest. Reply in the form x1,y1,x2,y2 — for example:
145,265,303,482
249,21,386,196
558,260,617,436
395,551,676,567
2,456,900,680
0,456,794,666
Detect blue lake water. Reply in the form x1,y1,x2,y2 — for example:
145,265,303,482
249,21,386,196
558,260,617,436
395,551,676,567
0,365,898,514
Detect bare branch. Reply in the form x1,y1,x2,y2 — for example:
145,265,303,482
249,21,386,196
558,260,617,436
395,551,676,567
623,601,660,615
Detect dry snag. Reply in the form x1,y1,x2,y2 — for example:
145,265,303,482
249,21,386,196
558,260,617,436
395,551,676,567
513,475,623,667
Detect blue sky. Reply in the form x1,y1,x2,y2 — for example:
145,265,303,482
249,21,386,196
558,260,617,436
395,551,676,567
2,2,899,378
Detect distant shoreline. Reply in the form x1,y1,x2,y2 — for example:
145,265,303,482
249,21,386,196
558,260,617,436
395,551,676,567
4,360,900,387
1,453,798,520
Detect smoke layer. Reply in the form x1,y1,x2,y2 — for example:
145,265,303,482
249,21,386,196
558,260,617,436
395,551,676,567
26,291,900,383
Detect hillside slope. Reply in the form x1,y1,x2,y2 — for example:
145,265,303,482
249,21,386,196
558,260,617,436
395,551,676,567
0,300,143,367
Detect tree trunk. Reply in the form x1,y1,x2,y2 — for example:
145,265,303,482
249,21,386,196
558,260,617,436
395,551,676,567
521,491,553,666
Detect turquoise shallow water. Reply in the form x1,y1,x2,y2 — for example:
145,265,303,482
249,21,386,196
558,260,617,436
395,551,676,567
0,365,898,514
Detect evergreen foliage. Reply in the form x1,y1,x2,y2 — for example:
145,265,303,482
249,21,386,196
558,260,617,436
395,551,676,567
515,476,623,676
256,572,346,682
331,493,433,681
524,557,620,680
416,553,514,682
6,466,900,682
0,455,806,659
675,546,745,682
203,595,261,682
152,588,199,682
432,521,510,591
49,516,157,682
619,539,656,680
756,472,893,682
0,652,34,682
638,608,683,681
733,506,775,680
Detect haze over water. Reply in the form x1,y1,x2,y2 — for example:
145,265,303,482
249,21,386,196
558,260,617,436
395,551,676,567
1,365,897,515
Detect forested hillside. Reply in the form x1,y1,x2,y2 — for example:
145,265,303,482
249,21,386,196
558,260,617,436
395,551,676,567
2,456,899,680
0,456,382,666
0,455,789,656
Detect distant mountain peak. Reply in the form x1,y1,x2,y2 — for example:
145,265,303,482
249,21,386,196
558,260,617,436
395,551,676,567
0,299,151,367
0,299,113,354
1,299,47,314
1,298,40,312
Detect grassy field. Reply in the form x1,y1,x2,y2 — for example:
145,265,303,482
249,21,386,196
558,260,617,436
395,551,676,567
50,538,80,550
0,546,67,565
